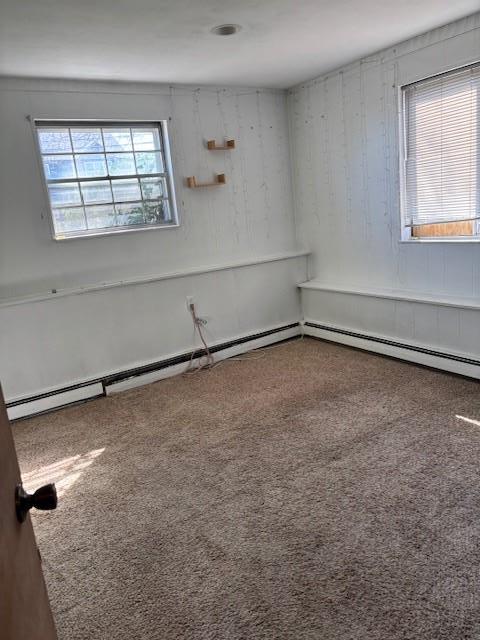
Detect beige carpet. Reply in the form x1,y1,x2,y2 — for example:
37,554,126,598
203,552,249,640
13,337,480,639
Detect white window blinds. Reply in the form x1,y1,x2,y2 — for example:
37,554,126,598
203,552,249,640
403,63,479,227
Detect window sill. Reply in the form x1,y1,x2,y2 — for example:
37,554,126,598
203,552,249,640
53,221,180,241
399,237,480,244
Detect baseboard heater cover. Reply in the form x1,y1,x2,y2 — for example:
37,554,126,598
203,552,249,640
105,324,300,394
304,321,480,378
8,322,300,420
7,383,105,421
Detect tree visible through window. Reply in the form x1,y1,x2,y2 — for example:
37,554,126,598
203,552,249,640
401,63,479,240
36,121,178,239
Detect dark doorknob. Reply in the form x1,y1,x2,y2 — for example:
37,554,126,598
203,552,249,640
15,483,57,523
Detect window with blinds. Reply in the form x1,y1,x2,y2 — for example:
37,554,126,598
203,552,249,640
401,63,480,239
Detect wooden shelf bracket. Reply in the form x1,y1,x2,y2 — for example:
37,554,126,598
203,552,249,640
207,139,235,150
186,173,226,188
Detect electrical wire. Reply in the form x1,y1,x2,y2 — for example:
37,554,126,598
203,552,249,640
183,303,304,376
183,303,215,375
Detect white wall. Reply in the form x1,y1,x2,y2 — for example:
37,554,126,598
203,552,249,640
289,13,480,368
4,13,479,401
0,78,306,401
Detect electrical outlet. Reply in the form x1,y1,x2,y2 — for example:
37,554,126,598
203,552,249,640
186,296,195,310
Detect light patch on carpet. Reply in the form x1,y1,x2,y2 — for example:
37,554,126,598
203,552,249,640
22,448,105,498
456,414,480,428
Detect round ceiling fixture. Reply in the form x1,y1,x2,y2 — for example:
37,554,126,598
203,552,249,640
211,24,241,36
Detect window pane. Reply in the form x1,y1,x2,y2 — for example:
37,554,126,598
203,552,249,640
412,221,474,238
140,177,166,200
162,200,172,223
132,128,161,151
37,122,174,238
115,202,145,226
135,151,163,174
111,179,141,202
42,155,76,180
85,205,116,229
81,180,112,204
142,200,172,225
404,63,480,233
48,183,81,207
75,154,107,178
52,207,86,233
103,128,132,152
71,128,104,153
106,153,136,176
38,129,71,154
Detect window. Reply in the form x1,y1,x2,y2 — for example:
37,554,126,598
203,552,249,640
401,62,480,240
36,121,178,239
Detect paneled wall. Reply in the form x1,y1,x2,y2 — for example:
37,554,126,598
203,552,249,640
289,13,480,369
0,78,305,400
3,13,480,400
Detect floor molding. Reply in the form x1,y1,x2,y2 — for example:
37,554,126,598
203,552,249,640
8,323,301,420
303,321,480,380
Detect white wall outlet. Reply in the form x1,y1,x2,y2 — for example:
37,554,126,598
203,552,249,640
186,296,195,310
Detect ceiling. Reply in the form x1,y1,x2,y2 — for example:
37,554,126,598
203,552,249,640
0,1,478,88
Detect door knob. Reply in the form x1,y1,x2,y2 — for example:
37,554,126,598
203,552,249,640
15,483,57,523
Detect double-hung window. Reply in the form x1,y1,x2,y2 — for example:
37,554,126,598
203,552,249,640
36,121,178,239
401,62,480,240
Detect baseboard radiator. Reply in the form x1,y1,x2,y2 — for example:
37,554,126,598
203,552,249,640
303,321,480,380
7,323,301,421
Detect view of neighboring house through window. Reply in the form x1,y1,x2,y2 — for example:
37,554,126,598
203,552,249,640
36,121,177,239
401,62,479,240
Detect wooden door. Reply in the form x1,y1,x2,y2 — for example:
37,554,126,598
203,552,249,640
0,385,57,640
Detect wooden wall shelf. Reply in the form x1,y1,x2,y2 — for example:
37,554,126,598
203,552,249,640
207,139,235,150
186,174,226,188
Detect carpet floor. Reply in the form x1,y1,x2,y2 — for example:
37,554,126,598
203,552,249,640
13,337,480,640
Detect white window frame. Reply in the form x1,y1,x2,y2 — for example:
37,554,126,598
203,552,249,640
33,119,179,240
398,62,480,243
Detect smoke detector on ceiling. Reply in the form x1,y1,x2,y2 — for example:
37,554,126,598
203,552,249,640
211,24,242,36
